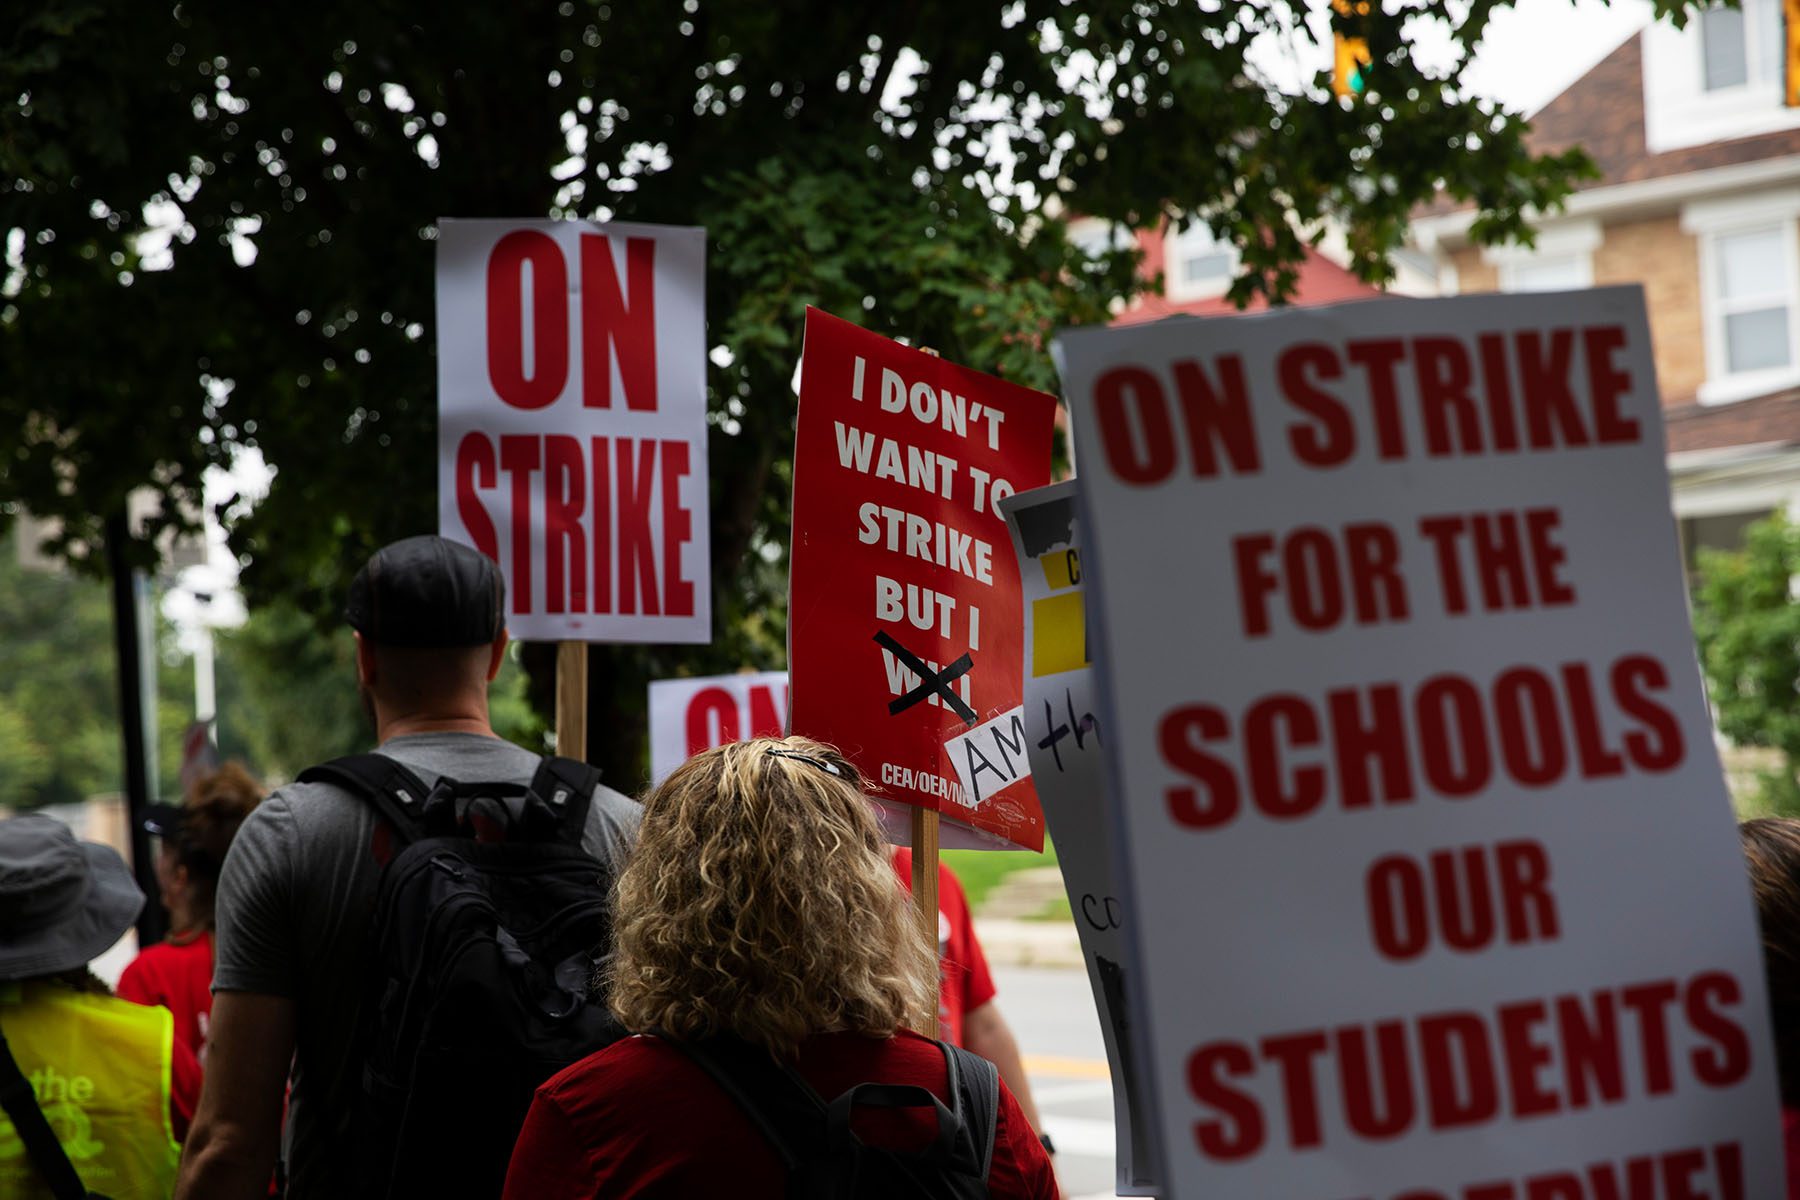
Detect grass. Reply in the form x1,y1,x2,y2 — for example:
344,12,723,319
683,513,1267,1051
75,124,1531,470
941,838,1058,911
1026,895,1072,923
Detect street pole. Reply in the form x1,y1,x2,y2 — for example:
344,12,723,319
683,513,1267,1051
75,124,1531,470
105,511,166,947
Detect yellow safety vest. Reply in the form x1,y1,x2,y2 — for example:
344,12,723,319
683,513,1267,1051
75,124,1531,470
0,981,180,1200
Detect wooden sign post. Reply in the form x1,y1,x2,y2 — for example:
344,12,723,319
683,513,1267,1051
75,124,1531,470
910,807,941,1040
909,342,943,1041
556,641,587,761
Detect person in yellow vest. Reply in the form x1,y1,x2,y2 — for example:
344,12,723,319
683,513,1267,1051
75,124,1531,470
0,814,202,1199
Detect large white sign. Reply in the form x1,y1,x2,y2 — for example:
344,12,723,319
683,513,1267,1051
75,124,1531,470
1057,288,1780,1198
437,218,709,643
1002,480,1158,1196
648,671,789,785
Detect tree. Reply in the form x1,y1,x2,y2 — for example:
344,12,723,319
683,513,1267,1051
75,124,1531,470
0,527,218,806
1693,513,1800,814
1,0,1700,783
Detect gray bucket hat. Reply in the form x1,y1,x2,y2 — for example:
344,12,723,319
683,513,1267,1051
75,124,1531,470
0,814,144,981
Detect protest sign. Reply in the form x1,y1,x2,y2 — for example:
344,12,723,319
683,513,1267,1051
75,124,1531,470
1001,480,1157,1195
436,218,709,644
942,706,1034,811
788,308,1055,851
1057,288,1781,1198
176,719,221,800
645,668,1012,850
648,670,789,785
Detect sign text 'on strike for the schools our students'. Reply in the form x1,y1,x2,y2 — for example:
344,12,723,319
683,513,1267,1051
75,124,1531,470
1057,288,1782,1200
788,308,1055,851
437,219,710,643
648,671,789,786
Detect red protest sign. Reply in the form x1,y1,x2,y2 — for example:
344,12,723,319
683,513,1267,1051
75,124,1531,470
789,308,1055,850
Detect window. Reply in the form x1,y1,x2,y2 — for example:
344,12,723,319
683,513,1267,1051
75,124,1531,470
1484,220,1599,295
1502,255,1590,294
1715,226,1793,374
1643,0,1795,152
1699,2,1780,92
1163,221,1237,300
1684,191,1800,403
1701,6,1748,90
1065,217,1135,261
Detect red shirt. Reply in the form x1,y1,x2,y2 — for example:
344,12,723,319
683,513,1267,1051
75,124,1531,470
118,931,215,1065
503,1030,1056,1199
1785,1108,1800,1199
891,849,997,1048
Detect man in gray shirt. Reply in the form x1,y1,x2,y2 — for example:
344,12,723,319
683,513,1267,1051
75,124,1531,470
176,536,638,1199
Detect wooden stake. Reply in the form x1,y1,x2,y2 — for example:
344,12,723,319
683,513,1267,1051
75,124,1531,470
911,805,941,1040
909,344,946,1039
556,641,588,761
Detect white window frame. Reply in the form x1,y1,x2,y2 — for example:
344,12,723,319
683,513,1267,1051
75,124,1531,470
1163,220,1238,302
1698,4,1755,91
1643,0,1797,153
1682,189,1800,405
1481,219,1601,294
1065,216,1136,261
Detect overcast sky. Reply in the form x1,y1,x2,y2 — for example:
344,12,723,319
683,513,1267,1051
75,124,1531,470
1451,0,1653,114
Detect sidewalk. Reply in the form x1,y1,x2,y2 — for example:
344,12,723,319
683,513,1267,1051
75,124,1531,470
974,916,1084,968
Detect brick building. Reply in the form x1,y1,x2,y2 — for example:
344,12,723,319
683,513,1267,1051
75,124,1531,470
1410,4,1800,574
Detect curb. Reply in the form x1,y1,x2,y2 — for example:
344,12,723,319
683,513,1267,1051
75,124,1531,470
974,916,1085,968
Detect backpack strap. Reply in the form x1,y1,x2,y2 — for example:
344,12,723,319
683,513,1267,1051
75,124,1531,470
656,1033,820,1174
0,1022,106,1200
944,1043,1000,1182
670,1032,995,1194
297,754,435,845
527,756,600,844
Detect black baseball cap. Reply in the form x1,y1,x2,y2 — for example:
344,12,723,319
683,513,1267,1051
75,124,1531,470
345,535,505,648
142,804,186,840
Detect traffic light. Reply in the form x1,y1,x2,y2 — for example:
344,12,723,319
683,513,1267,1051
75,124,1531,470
1787,0,1800,107
1334,0,1372,98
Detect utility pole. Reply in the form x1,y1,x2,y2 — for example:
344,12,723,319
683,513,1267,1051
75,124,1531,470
104,511,166,946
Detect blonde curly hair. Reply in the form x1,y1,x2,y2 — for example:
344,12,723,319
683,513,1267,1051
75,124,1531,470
607,737,937,1057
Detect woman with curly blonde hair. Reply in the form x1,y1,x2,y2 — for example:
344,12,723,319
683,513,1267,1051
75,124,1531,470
503,737,1057,1199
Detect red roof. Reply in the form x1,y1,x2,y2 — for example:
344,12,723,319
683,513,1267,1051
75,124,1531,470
1114,228,1382,325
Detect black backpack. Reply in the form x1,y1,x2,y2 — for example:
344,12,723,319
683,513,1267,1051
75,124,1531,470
297,753,626,1199
666,1032,999,1199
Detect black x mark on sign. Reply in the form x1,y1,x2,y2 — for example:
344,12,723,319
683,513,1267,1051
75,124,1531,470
873,630,978,726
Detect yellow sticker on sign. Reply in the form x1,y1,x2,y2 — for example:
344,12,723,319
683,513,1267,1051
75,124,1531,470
1032,548,1088,676
1040,547,1082,591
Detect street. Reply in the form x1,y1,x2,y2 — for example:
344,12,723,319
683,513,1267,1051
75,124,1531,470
997,964,1126,1200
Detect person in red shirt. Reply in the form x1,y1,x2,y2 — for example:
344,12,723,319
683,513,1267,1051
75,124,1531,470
118,761,263,1065
504,737,1057,1199
892,846,1057,1173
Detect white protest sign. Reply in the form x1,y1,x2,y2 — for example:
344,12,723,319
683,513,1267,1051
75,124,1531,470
437,218,710,644
648,671,789,785
1001,479,1159,1196
944,706,1034,809
1058,288,1779,1199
